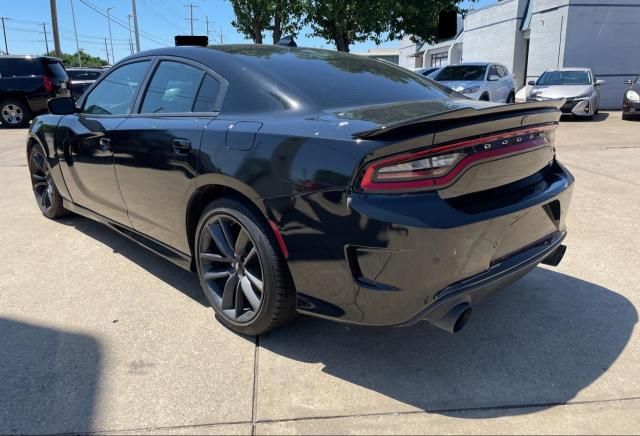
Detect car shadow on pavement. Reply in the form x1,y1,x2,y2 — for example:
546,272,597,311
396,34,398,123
0,318,101,434
261,267,637,417
60,215,209,307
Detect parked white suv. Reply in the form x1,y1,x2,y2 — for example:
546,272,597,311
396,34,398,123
432,62,516,103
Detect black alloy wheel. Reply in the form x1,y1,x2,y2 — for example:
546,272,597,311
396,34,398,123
195,199,296,335
29,144,66,218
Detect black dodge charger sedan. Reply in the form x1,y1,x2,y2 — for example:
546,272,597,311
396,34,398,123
27,45,574,335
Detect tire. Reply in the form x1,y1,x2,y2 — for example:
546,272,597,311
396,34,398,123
622,112,630,121
506,91,515,103
194,198,296,335
1,98,32,128
479,93,490,102
28,143,68,219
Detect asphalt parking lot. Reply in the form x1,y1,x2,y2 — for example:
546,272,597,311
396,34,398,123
1,112,639,435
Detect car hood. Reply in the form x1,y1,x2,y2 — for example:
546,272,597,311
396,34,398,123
530,84,592,99
437,80,483,92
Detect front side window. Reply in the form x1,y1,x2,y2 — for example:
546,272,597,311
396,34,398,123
140,61,206,113
83,61,150,115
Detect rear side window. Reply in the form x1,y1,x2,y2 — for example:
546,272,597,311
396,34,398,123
83,61,150,116
68,70,102,80
193,75,220,112
236,48,449,110
0,58,45,77
140,61,205,113
44,61,68,80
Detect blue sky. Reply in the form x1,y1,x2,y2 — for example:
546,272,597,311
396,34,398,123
1,0,493,62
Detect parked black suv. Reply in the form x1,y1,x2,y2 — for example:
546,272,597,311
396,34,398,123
0,56,70,128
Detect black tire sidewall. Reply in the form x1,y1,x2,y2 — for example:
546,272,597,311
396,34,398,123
194,198,283,335
1,98,32,128
28,143,65,218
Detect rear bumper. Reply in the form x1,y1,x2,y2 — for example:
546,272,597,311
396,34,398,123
399,231,566,327
272,161,574,326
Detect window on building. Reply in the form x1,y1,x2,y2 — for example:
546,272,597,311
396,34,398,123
431,52,448,68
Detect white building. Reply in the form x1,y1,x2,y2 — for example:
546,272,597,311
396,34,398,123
399,0,640,109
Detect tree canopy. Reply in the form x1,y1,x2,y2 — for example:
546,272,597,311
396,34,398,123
46,51,108,67
229,0,470,51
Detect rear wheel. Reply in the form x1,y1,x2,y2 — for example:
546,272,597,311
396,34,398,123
1,98,32,128
195,198,296,335
28,144,67,219
506,91,515,103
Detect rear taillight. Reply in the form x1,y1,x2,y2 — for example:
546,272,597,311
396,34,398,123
43,76,53,93
359,125,555,193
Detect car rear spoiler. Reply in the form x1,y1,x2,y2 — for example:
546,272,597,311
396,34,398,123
353,99,565,139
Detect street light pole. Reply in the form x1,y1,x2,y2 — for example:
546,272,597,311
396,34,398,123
69,0,82,66
104,37,110,65
107,7,115,63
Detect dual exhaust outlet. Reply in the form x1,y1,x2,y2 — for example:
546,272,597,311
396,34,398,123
429,244,567,333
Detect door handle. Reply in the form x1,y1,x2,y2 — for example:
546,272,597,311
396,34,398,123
99,137,111,152
172,139,191,154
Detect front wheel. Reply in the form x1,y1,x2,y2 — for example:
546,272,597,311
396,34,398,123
28,144,67,219
195,198,296,335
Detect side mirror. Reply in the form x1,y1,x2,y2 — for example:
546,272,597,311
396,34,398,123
488,74,500,81
595,79,606,86
527,80,536,86
625,79,633,85
48,97,77,115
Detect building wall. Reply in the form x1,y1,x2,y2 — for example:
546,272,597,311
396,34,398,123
562,0,640,109
463,0,525,87
526,0,571,79
398,35,419,70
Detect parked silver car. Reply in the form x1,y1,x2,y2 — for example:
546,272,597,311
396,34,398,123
431,62,516,103
527,68,604,118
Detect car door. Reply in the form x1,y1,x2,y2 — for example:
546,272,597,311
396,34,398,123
56,60,151,225
486,65,501,101
498,66,512,101
114,58,225,253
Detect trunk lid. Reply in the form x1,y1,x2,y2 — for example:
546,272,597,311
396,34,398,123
347,98,564,199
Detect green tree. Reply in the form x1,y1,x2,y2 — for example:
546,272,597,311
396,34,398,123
304,0,386,53
305,0,471,52
228,0,304,44
46,51,108,67
270,0,305,44
229,0,271,44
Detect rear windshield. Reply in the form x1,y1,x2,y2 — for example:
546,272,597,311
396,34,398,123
0,58,45,77
44,61,69,80
537,71,591,86
229,47,450,110
434,65,487,81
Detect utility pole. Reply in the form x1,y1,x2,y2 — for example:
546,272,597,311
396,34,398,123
127,14,134,55
131,0,140,52
206,16,214,40
0,17,8,55
107,7,115,63
104,37,110,64
42,22,50,54
70,0,82,66
49,0,62,57
185,3,198,35
218,26,224,44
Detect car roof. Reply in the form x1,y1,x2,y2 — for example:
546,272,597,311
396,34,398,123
0,55,62,62
546,67,592,72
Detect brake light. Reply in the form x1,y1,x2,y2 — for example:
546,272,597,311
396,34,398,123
43,76,53,93
359,125,555,193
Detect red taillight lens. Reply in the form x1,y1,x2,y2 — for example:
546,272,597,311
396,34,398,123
43,76,53,93
359,125,555,193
